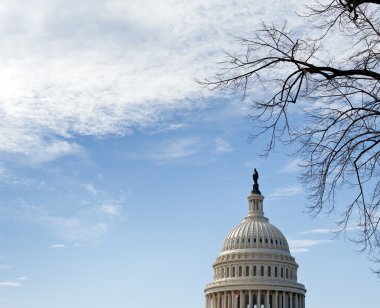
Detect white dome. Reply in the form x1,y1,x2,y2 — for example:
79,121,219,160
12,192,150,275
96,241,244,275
205,171,306,308
222,217,290,253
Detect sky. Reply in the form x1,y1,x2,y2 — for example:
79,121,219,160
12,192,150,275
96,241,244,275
0,0,378,307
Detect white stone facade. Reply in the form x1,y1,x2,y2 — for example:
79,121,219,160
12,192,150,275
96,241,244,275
205,191,306,308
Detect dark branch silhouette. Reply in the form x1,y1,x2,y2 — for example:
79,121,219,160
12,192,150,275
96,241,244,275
200,0,380,274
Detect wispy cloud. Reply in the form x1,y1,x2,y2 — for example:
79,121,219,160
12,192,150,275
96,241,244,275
267,185,303,200
83,183,99,196
301,225,360,235
279,159,303,173
0,281,21,287
0,265,10,271
18,277,28,281
143,137,204,163
289,239,332,254
50,244,66,249
0,0,308,161
214,138,233,153
43,216,109,243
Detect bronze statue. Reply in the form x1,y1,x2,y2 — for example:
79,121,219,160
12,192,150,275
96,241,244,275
253,168,259,185
251,168,261,195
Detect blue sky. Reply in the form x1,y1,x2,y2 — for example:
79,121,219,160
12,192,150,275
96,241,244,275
0,1,378,307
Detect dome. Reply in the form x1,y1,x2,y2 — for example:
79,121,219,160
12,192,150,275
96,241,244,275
204,169,306,308
221,217,290,253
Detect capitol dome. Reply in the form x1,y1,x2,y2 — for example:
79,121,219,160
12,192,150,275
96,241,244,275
221,218,290,253
205,169,306,308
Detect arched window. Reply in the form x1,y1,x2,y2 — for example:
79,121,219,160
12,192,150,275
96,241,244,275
253,266,257,276
261,266,264,276
246,266,249,276
232,267,235,277
248,237,251,243
227,267,230,277
239,266,242,277
265,238,268,243
268,266,271,277
281,267,284,278
259,238,262,243
222,267,225,278
275,266,278,277
286,268,289,279
270,239,273,244
254,238,257,243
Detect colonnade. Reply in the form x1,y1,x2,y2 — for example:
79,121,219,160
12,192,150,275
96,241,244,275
205,290,305,308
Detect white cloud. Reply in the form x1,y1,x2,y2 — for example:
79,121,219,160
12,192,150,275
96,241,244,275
43,216,108,242
301,225,360,235
0,281,21,287
0,265,10,271
279,159,303,173
50,244,66,249
17,277,28,281
145,138,204,163
0,0,308,160
214,138,233,153
99,204,121,216
83,183,98,196
267,185,303,200
289,239,332,254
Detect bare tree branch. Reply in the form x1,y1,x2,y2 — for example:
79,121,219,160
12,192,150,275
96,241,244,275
200,1,380,274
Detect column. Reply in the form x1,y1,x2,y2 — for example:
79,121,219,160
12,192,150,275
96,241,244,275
257,290,261,308
274,291,278,308
289,293,293,308
265,290,270,308
224,292,228,308
302,295,305,308
295,294,298,308
240,291,244,308
229,292,232,308
249,290,253,308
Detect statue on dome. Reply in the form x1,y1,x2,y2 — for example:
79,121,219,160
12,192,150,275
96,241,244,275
253,168,259,184
251,168,261,195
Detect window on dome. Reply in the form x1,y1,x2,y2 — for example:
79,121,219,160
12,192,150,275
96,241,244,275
239,266,242,277
281,267,284,278
242,238,245,243
260,266,264,276
259,238,262,243
227,267,230,277
222,268,225,278
275,266,278,277
232,267,235,277
268,266,271,277
286,268,288,279
265,238,268,243
237,239,239,244
275,240,278,244
246,266,249,276
254,238,256,243
253,266,257,276
248,238,251,243
270,239,273,244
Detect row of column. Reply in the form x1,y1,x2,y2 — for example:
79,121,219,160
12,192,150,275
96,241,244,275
205,290,305,308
